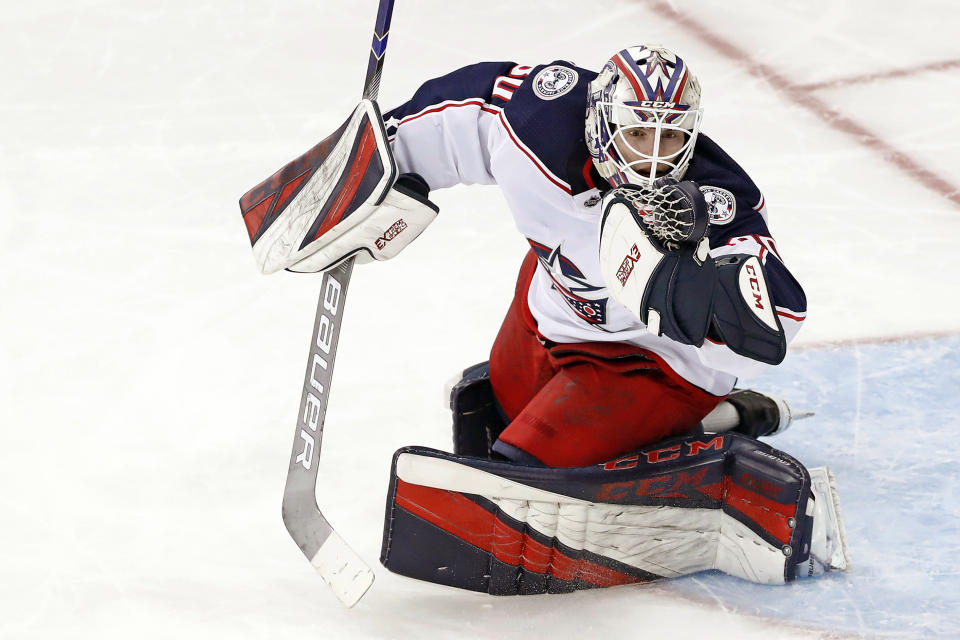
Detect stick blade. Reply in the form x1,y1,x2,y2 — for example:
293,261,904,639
310,531,376,607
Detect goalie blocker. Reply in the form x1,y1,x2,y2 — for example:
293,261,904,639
598,180,787,364
380,433,849,595
239,99,439,275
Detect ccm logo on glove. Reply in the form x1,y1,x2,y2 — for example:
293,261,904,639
745,263,766,310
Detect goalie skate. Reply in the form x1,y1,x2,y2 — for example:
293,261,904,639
702,388,813,438
800,466,850,577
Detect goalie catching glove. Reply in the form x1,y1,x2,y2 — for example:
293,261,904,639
239,99,439,274
599,179,787,364
599,177,715,345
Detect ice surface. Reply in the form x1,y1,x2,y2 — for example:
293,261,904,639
2,0,959,638
670,337,960,638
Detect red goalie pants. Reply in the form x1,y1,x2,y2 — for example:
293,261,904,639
489,250,724,468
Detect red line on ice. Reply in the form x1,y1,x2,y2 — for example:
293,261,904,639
795,58,960,92
793,329,960,351
641,0,960,209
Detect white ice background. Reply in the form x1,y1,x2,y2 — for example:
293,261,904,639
2,1,960,638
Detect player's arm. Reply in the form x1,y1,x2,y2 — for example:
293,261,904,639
382,61,520,189
692,140,807,375
294,63,519,271
243,63,520,274
598,180,805,374
697,199,806,376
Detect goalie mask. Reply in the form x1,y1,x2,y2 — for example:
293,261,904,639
586,46,703,188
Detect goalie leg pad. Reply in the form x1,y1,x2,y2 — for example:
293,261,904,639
445,361,508,458
380,433,843,595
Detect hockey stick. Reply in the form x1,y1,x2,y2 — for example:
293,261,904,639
280,0,396,608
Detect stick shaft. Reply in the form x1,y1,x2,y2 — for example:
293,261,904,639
362,0,396,100
282,258,355,557
281,257,372,607
280,0,398,607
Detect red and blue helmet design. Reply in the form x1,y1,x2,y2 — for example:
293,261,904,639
586,45,703,188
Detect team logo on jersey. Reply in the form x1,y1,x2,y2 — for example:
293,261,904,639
699,185,736,225
533,66,579,101
528,239,608,325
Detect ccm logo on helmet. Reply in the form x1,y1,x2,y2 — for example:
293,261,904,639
638,100,677,108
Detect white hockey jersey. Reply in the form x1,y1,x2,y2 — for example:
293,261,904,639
383,61,806,396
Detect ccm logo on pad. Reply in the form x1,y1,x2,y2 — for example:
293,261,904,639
603,435,725,469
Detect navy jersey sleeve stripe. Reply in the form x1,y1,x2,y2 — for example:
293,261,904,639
382,61,516,135
764,257,808,315
689,135,806,316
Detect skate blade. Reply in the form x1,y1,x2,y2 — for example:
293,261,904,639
808,466,851,572
769,396,813,436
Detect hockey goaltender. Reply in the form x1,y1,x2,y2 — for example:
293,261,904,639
240,45,849,597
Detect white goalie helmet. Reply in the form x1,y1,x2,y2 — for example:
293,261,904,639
586,45,703,188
